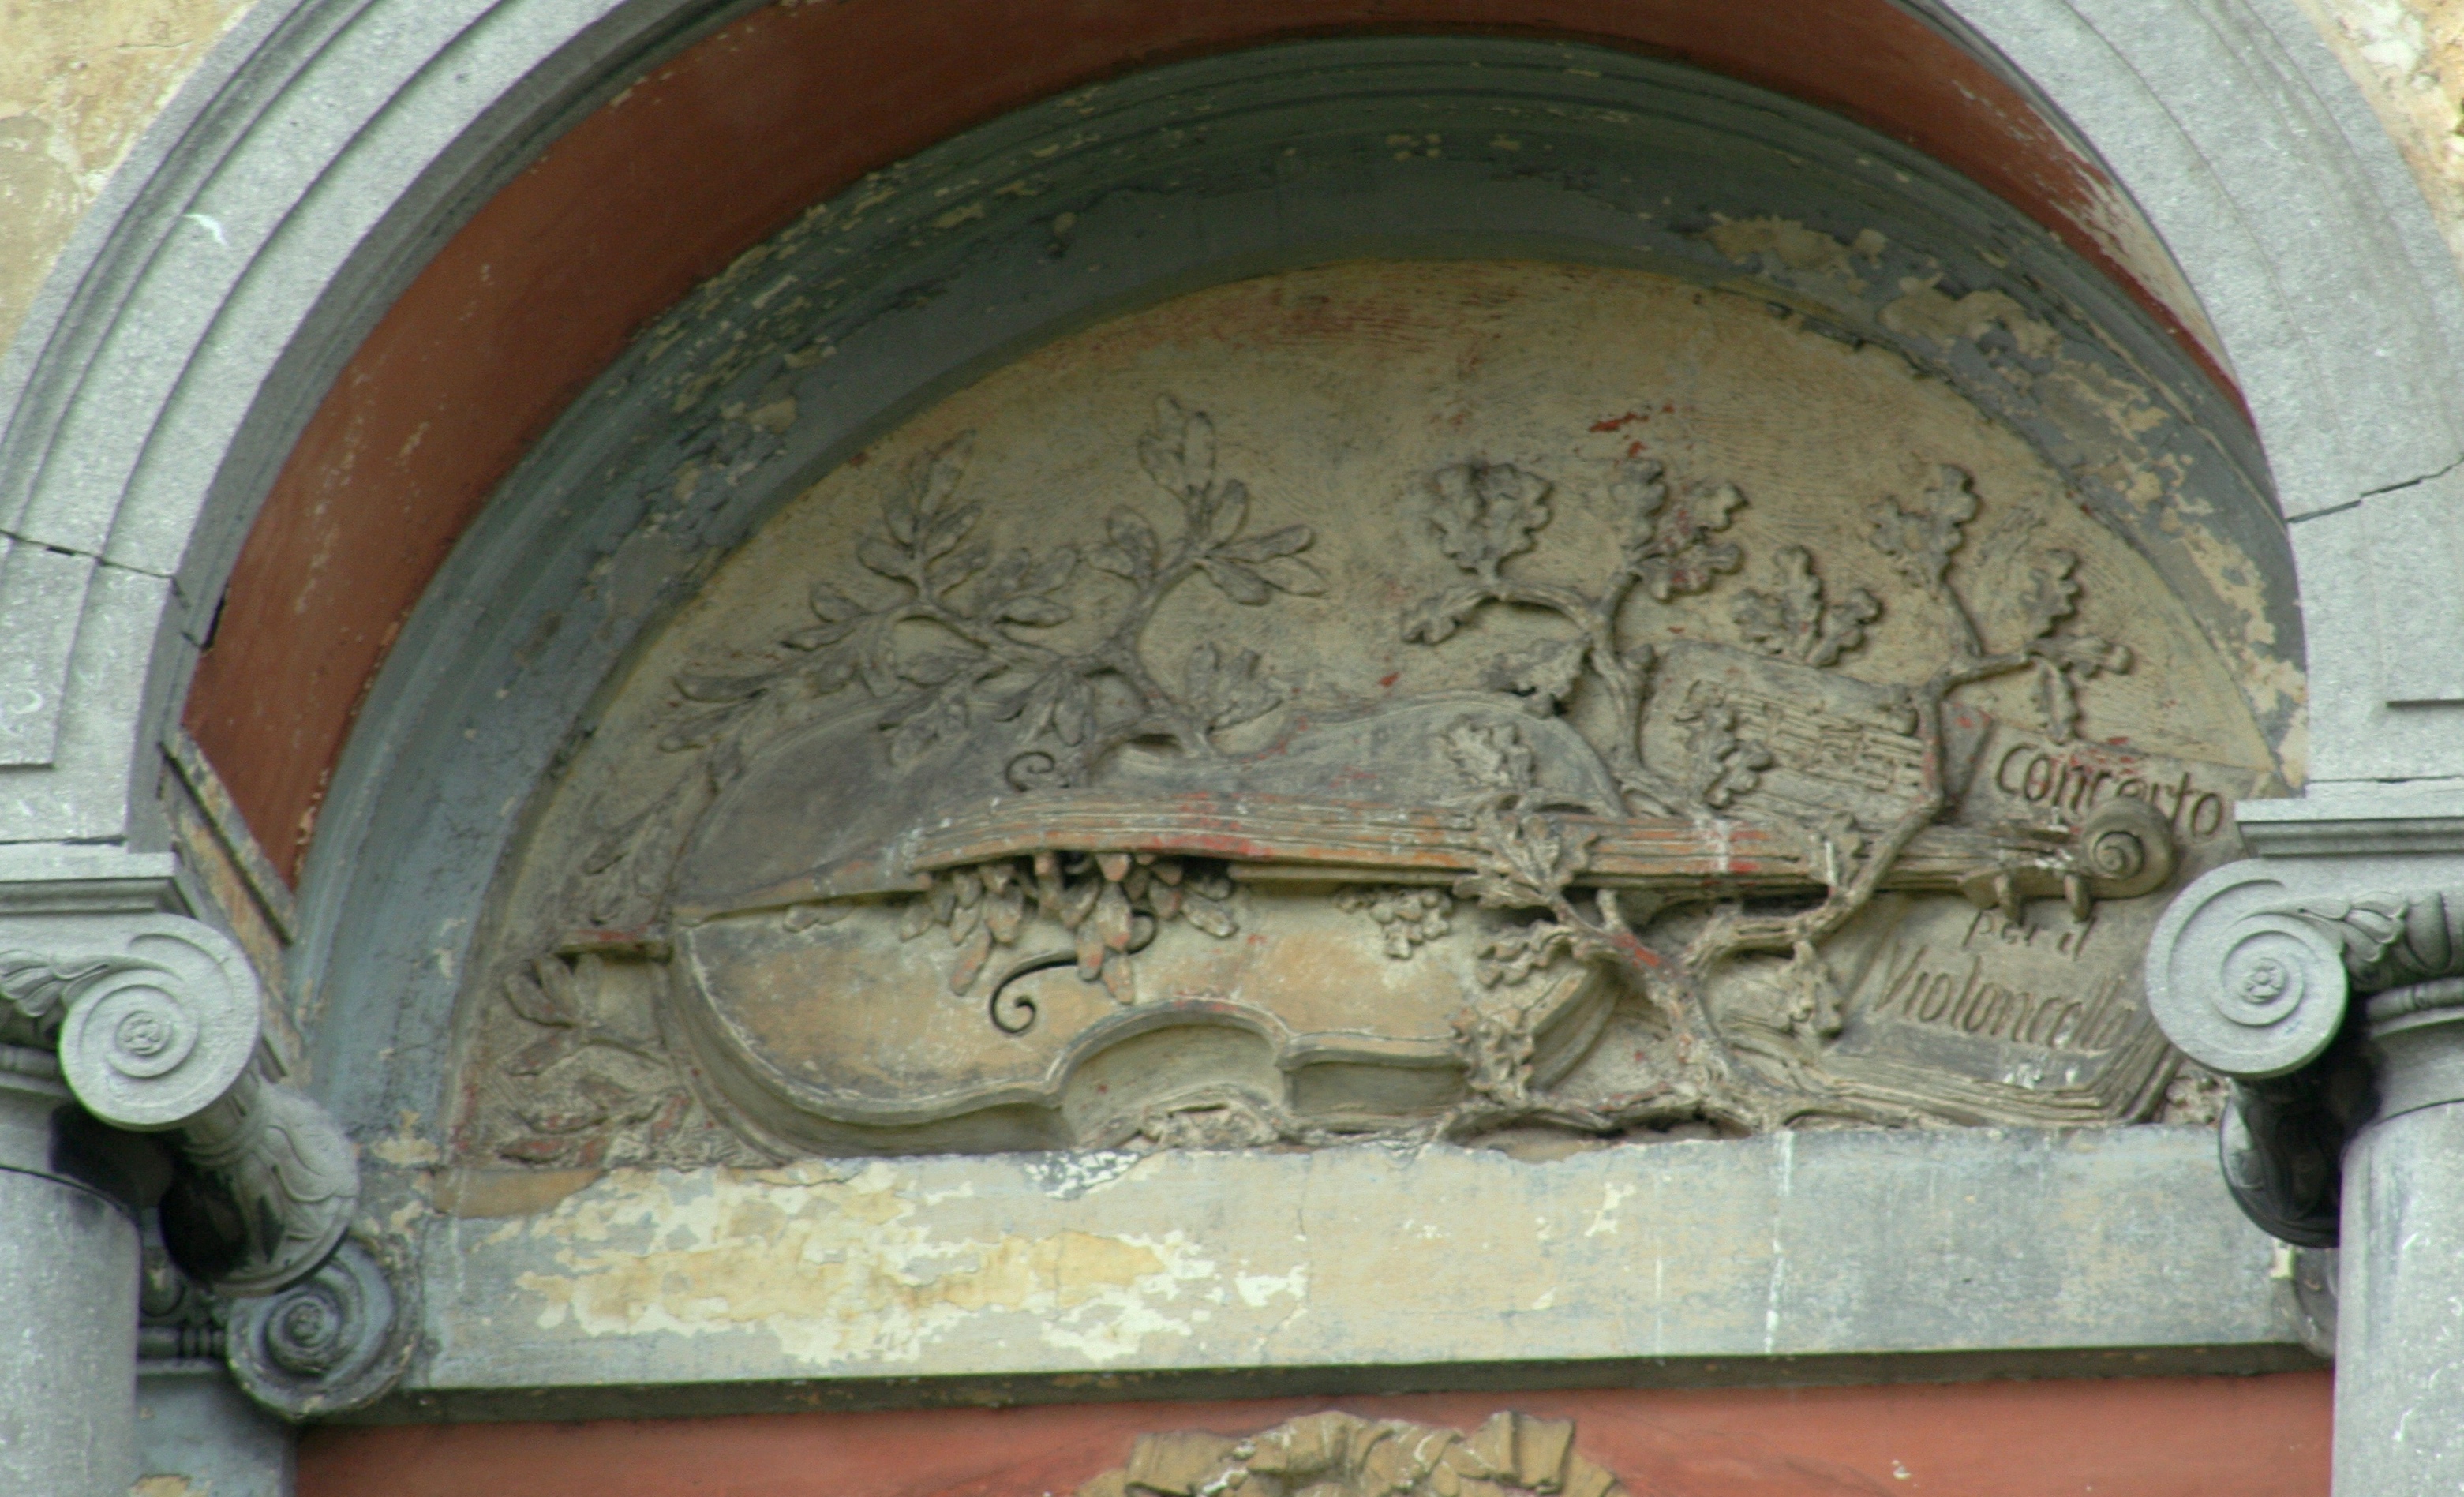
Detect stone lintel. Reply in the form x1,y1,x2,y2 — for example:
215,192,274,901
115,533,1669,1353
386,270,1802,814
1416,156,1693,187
387,1124,2305,1413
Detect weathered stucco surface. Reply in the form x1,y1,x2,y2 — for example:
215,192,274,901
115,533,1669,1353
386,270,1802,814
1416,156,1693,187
391,1127,2301,1398
0,0,255,353
2296,0,2464,267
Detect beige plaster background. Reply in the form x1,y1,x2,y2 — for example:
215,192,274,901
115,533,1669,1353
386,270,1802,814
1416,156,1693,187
2296,0,2464,268
0,0,254,354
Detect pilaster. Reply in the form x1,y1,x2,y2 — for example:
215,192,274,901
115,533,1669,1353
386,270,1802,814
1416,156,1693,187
2149,796,2464,1493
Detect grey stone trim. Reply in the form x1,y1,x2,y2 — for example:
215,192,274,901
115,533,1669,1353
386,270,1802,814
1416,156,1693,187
135,1365,295,1497
0,0,760,840
381,1127,2309,1408
167,728,298,942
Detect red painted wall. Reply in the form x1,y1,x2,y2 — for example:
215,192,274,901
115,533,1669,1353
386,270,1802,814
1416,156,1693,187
299,1373,2331,1495
180,0,2223,881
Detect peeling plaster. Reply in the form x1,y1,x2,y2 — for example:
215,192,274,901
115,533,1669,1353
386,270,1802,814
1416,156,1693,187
2294,0,2464,279
0,0,256,350
497,1163,1276,1367
1881,276,2061,360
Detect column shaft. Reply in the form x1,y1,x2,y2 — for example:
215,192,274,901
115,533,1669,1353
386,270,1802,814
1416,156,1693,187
0,1064,140,1497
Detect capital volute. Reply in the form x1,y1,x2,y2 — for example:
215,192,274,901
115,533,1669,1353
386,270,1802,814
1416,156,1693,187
0,915,263,1129
0,912,364,1301
2145,863,2354,1080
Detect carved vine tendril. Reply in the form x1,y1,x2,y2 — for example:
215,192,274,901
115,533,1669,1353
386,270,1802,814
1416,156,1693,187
901,850,1238,1009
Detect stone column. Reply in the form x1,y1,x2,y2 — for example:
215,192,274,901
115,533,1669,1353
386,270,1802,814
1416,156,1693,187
0,1054,146,1496
0,889,391,1491
2148,828,2464,1494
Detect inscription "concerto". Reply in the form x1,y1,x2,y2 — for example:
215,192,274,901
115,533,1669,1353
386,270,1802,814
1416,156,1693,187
1863,914,2139,1054
1991,743,2229,840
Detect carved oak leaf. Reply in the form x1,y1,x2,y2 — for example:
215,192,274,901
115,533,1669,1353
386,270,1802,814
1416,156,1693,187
1607,455,1668,517
1084,1411,1627,1497
1429,461,1553,582
1444,720,1537,795
1628,480,1746,602
1400,586,1487,645
2017,549,2130,740
1870,464,1979,589
2020,547,2084,641
1488,635,1589,707
1732,545,1880,667
1455,808,1596,913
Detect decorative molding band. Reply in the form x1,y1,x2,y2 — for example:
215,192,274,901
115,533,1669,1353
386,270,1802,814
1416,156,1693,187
165,729,298,941
2235,785,2464,859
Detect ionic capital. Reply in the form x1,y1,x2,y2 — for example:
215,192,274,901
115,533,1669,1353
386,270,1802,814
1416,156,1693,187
0,913,360,1295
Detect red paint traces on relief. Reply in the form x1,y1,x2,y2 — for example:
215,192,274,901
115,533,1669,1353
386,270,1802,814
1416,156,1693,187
1379,672,1400,689
1590,411,1647,432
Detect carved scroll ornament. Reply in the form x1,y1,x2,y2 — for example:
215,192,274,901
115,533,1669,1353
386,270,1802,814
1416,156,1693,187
465,384,2265,1163
0,917,367,1292
2148,873,2464,1248
226,1238,418,1418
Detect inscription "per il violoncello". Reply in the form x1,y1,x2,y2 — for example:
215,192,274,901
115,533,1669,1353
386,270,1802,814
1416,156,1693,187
1863,930,2139,1054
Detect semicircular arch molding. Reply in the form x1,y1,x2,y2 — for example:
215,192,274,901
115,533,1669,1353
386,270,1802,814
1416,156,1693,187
0,0,2452,1118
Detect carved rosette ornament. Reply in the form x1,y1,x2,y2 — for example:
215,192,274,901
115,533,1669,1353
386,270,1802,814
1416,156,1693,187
457,265,2290,1164
1080,1411,1625,1497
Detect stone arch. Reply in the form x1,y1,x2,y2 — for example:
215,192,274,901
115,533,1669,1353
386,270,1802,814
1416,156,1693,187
0,0,2455,874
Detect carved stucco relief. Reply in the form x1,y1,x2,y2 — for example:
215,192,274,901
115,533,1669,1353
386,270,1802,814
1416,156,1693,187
452,260,2282,1164
1077,1411,1625,1497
